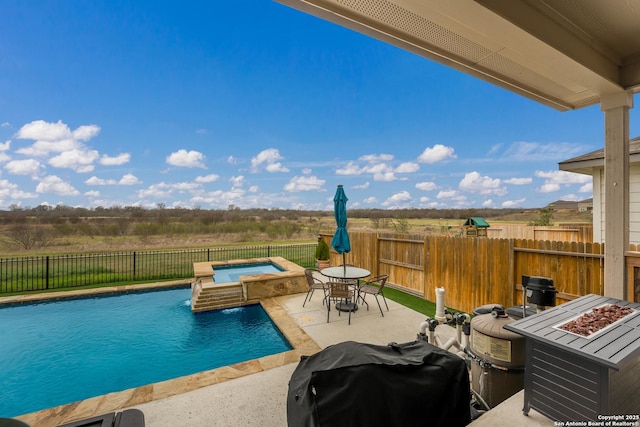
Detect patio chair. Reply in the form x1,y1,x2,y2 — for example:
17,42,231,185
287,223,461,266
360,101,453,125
357,275,389,317
326,281,354,325
303,268,329,307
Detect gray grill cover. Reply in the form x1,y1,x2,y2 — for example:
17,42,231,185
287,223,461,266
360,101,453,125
287,340,470,427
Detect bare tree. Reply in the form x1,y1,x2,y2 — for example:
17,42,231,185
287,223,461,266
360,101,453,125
4,224,58,250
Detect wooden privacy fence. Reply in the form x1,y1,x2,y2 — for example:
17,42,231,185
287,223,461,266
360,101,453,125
322,231,606,314
485,224,593,243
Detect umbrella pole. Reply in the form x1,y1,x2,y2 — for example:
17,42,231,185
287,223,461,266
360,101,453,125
343,253,346,274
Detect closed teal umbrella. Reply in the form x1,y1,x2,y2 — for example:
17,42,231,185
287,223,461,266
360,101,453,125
330,185,351,272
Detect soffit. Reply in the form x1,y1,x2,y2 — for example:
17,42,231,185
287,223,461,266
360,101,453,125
276,0,640,111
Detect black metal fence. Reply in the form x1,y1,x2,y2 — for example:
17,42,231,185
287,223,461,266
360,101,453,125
0,243,316,294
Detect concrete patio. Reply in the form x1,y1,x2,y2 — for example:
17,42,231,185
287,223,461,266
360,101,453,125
11,282,555,427
123,290,553,427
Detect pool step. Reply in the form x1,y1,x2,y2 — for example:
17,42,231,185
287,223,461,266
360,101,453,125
192,284,245,312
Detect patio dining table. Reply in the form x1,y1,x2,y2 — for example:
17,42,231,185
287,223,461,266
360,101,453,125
321,266,370,312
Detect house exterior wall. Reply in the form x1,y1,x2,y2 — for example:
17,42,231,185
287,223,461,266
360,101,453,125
594,168,603,243
594,163,640,245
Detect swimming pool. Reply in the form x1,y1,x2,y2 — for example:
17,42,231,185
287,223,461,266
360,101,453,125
213,262,284,283
0,287,292,417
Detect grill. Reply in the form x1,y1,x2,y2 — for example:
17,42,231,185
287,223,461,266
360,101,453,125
504,294,640,422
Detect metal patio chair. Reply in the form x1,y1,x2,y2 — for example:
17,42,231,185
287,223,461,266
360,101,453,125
303,268,329,307
357,274,389,317
326,281,355,325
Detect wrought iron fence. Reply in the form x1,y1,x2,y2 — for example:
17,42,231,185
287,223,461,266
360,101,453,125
0,243,317,294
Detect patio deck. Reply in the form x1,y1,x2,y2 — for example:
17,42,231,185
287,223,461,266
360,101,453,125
127,291,553,427
14,285,554,427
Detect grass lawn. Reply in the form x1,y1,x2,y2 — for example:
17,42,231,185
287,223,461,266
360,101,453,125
382,286,437,318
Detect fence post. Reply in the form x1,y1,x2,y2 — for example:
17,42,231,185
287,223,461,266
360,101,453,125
133,252,136,280
46,256,50,290
207,248,210,262
268,245,271,257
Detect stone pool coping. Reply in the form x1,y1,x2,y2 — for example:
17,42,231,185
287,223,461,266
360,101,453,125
2,282,319,427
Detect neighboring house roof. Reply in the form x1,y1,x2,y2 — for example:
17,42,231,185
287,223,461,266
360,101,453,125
463,217,490,228
559,136,640,175
547,200,580,211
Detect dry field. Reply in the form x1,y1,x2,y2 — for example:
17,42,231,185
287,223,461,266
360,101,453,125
0,210,592,256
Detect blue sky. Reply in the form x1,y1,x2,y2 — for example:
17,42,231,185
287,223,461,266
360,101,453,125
1,1,638,211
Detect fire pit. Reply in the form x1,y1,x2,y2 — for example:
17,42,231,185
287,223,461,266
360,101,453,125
555,304,635,337
504,294,640,422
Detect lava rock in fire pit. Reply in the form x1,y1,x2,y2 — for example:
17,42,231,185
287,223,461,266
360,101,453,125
558,304,634,337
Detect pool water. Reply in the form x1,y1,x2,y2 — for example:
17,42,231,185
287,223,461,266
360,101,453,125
213,263,284,283
0,287,292,417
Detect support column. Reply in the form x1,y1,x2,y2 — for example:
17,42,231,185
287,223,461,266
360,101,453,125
600,92,633,300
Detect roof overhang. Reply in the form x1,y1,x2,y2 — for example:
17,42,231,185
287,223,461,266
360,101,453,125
276,0,640,111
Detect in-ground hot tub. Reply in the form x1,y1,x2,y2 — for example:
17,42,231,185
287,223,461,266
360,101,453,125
193,257,308,303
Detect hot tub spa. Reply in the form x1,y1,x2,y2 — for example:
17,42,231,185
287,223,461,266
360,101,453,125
192,257,307,306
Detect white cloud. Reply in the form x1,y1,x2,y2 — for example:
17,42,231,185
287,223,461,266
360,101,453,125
1,122,9,127
86,174,140,186
5,159,44,178
119,173,140,185
172,182,200,192
578,183,592,193
249,185,259,192
359,153,393,163
373,172,397,181
85,176,116,185
49,148,99,172
482,199,493,207
85,190,100,197
0,140,10,151
302,168,312,175
230,175,244,188
502,198,526,208
15,121,101,162
166,149,206,168
382,190,412,207
536,170,591,184
336,161,362,175
72,125,100,141
437,189,459,199
227,155,238,165
0,183,37,207
100,153,131,166
266,162,289,173
137,182,173,199
502,141,588,161
417,144,456,164
363,196,378,203
459,171,507,195
36,175,79,196
539,183,560,193
16,120,73,142
535,170,590,193
0,152,10,163
195,174,219,183
17,139,78,157
395,162,419,173
504,177,532,185
353,182,370,189
415,181,437,191
250,148,288,173
284,175,325,192
361,163,388,174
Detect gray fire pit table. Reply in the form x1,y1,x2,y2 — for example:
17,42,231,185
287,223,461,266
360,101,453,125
504,294,640,422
